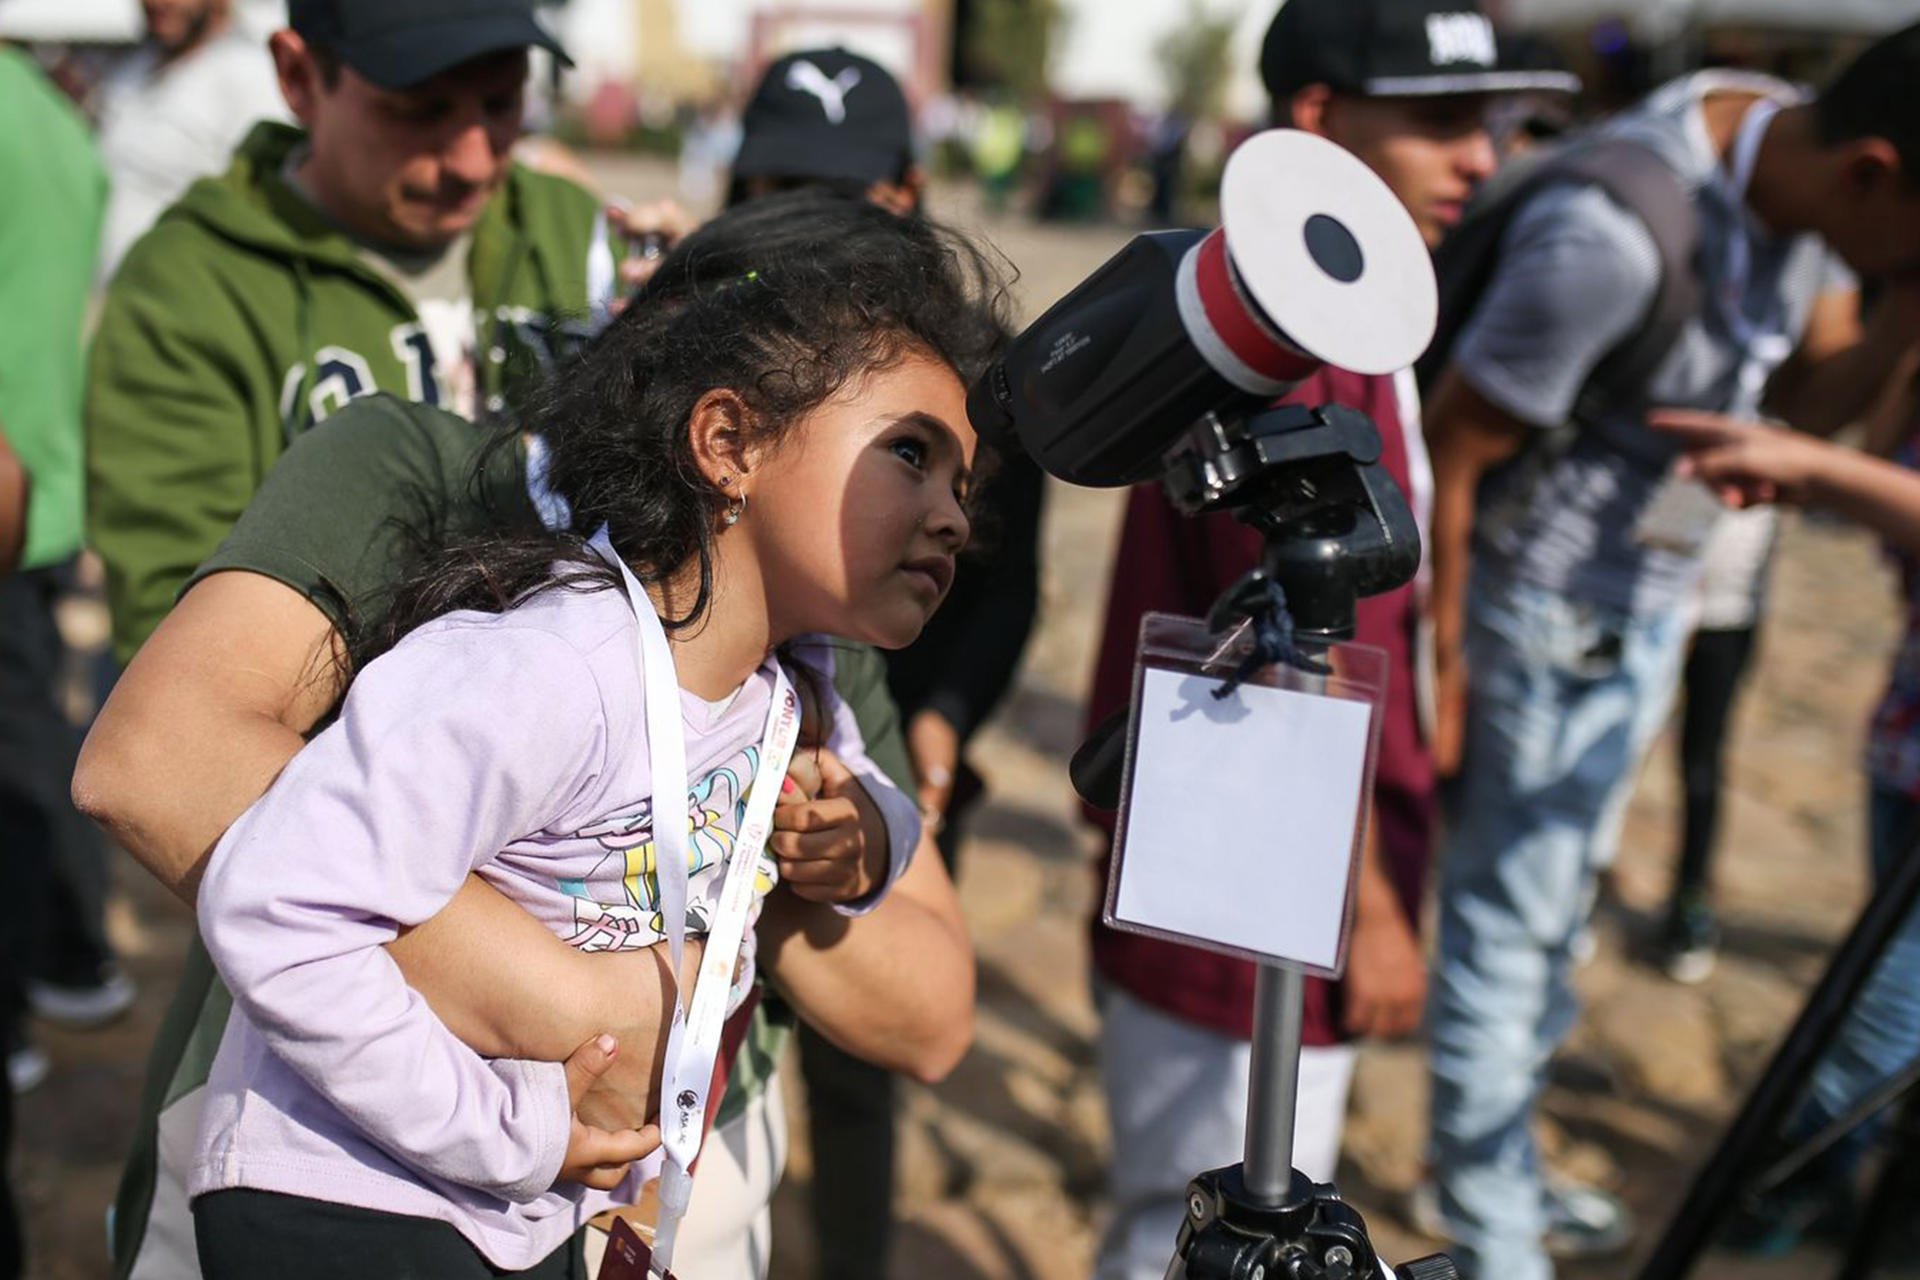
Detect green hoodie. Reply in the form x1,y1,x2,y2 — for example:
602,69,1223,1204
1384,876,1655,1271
86,121,609,663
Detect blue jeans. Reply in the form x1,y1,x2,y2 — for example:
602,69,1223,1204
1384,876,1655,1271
1789,785,1920,1182
1427,576,1687,1280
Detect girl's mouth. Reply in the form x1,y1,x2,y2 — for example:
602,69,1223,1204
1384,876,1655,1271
902,554,955,598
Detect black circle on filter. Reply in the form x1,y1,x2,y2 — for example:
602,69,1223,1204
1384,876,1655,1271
1303,213,1365,284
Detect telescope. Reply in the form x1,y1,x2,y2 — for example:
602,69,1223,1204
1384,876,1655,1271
971,130,1453,1280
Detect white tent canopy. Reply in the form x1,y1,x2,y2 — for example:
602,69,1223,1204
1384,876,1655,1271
0,0,282,43
1503,0,1920,34
0,0,142,42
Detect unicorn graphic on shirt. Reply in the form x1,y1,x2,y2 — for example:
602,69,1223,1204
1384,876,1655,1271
557,749,770,951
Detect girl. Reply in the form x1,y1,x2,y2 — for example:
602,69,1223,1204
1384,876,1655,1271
186,192,1006,1277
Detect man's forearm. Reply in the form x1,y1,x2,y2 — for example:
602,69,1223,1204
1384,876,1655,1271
758,836,975,1082
1770,296,1920,437
394,880,698,1131
1351,815,1408,931
1426,428,1490,676
72,576,343,903
0,422,25,574
1424,370,1532,653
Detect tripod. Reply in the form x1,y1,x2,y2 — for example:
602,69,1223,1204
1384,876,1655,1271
1076,402,1454,1280
1638,827,1920,1280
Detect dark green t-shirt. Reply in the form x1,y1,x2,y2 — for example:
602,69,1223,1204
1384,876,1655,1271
115,393,913,1273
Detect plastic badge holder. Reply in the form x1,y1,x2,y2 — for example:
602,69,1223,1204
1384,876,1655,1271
1105,612,1387,979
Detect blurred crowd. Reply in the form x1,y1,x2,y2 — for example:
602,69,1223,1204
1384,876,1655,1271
3,0,1920,1278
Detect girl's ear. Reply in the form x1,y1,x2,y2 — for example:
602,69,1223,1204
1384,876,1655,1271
686,389,758,490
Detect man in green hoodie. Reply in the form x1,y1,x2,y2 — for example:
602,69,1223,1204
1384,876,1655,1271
85,0,612,666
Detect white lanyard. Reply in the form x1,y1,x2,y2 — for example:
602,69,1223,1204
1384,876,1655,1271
587,530,801,1274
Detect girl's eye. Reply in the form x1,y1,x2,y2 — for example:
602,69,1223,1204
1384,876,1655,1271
890,438,928,470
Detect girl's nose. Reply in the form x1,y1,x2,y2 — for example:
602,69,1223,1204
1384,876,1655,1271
927,489,971,552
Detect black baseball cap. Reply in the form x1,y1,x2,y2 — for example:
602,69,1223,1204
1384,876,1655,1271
290,0,572,90
731,48,915,187
1261,0,1579,101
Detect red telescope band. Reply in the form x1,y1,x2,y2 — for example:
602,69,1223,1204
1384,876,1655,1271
1178,227,1321,396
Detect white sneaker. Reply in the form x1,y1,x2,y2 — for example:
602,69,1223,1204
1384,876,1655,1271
1405,1179,1450,1240
8,1044,50,1094
1542,1179,1635,1259
27,969,137,1029
1404,1177,1636,1259
1570,926,1599,968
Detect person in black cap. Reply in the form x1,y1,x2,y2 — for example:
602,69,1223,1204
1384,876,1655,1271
1259,0,1576,246
1085,4,1571,1279
727,47,923,217
721,46,1043,1280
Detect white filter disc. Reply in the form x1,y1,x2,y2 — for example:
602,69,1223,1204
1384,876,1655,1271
1219,130,1438,376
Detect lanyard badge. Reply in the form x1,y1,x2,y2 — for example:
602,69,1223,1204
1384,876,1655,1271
589,530,801,1278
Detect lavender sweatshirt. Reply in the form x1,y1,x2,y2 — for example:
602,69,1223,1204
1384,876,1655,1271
191,582,917,1268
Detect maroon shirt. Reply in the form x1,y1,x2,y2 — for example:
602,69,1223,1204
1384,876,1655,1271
1085,366,1436,1044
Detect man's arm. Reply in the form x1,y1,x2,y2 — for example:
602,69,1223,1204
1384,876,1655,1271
757,830,974,1083
1764,283,1920,436
0,419,24,574
1423,183,1662,772
1340,818,1425,1039
1425,368,1530,775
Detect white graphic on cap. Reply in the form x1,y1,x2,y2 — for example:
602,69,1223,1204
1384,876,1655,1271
786,60,863,124
1424,13,1496,66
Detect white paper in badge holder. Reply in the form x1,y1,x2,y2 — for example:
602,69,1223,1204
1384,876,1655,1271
1106,613,1386,978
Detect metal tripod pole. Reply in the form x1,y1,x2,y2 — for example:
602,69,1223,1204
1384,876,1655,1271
1245,965,1308,1204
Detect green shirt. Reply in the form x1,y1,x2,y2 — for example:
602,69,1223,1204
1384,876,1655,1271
0,48,106,568
115,394,914,1273
86,121,610,663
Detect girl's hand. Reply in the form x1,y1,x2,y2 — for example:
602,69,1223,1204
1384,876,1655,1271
556,1034,661,1191
773,746,889,903
1649,410,1828,508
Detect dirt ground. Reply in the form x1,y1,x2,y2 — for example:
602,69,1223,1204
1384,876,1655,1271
12,155,1902,1279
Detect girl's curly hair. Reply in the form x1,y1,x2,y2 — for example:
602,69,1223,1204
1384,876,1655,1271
352,190,1011,672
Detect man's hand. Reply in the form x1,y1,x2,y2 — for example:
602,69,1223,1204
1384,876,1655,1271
556,1035,660,1191
1340,906,1426,1039
773,746,888,903
565,1008,667,1134
906,708,960,824
608,200,695,298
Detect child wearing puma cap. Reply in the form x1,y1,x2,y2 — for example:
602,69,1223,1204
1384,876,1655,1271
727,47,922,215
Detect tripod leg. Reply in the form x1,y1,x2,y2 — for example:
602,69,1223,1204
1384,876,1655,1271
1834,1087,1920,1280
1638,834,1920,1280
1758,1055,1920,1195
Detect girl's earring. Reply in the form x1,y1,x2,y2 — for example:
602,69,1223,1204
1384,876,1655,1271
724,491,748,526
